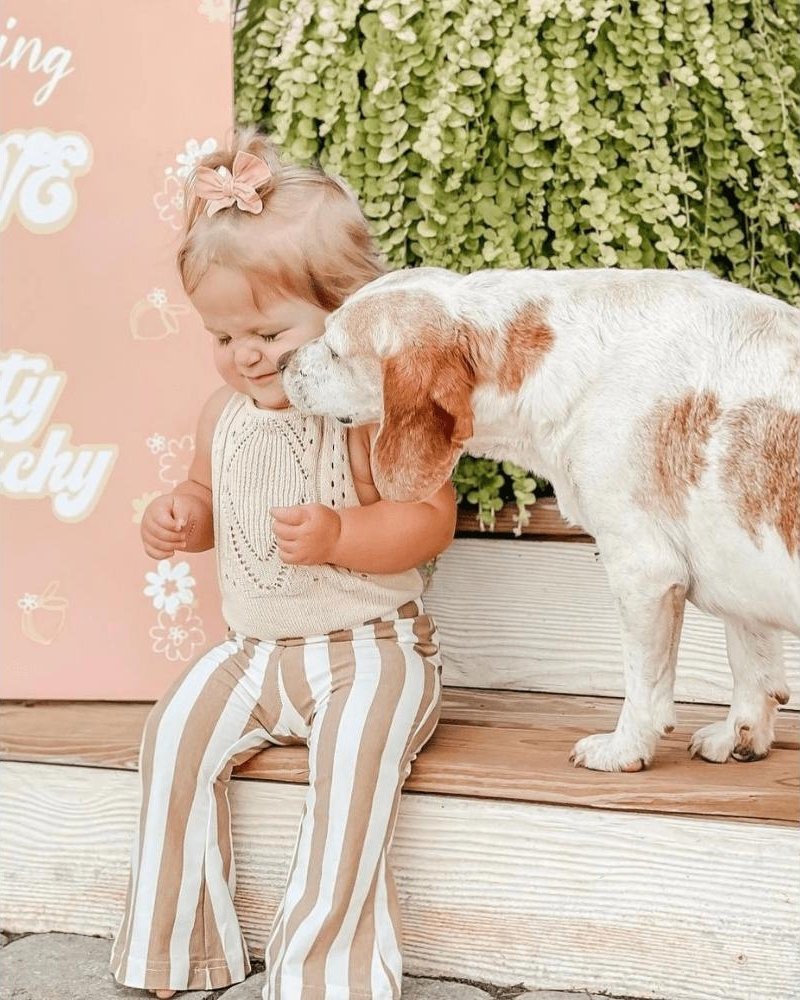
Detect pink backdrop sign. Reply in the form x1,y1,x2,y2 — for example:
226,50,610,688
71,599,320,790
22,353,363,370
1,1,232,698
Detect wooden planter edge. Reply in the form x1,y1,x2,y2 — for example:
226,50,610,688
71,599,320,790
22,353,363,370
455,497,593,543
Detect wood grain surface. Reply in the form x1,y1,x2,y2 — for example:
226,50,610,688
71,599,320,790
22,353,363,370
1,762,797,1000
2,693,797,823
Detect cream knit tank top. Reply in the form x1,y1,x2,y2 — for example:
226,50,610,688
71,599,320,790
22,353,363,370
211,392,423,640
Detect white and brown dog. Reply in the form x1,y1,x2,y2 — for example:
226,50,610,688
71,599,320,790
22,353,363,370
279,267,800,772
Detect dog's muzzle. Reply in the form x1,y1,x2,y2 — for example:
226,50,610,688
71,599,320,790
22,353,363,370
276,350,295,373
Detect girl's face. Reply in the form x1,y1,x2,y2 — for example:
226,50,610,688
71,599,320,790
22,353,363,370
190,264,328,409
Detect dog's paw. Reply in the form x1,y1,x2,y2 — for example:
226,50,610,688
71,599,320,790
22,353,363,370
689,719,771,763
569,732,650,772
688,721,734,762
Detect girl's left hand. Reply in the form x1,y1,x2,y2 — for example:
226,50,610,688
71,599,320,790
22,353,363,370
271,504,342,565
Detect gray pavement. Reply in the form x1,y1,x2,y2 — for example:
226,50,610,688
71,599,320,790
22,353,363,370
0,930,631,999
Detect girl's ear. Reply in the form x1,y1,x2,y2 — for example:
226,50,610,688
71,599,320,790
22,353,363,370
371,345,475,502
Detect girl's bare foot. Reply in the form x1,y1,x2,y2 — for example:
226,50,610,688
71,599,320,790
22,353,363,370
151,991,176,998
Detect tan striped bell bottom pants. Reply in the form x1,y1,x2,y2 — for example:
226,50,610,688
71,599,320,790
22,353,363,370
109,601,442,999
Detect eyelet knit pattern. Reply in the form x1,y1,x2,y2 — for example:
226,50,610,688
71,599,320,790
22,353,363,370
211,393,423,639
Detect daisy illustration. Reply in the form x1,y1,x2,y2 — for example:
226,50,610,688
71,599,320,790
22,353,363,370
150,604,206,662
171,137,218,179
153,174,184,229
18,593,39,612
146,433,166,454
158,435,194,486
143,560,196,616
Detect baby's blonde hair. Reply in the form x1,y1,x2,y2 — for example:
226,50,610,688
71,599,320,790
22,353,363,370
177,128,386,310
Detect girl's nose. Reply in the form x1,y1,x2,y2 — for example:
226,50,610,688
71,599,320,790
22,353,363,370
234,343,261,367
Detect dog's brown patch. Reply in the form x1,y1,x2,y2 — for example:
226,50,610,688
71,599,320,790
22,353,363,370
644,391,721,516
373,339,476,501
498,302,555,392
340,287,553,498
722,400,800,555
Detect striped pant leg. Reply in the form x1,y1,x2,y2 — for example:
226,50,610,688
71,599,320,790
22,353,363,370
109,633,286,992
264,608,443,1000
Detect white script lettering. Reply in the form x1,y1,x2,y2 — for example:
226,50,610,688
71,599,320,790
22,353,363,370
0,129,93,233
0,15,75,106
0,351,117,521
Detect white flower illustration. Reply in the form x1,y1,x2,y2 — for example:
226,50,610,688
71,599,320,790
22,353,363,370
147,288,168,308
159,434,194,486
143,560,196,616
153,174,185,229
198,0,229,22
147,433,167,454
150,604,206,661
17,593,39,611
169,137,218,179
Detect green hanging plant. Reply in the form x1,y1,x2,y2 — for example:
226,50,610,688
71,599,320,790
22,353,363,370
452,456,550,533
503,461,549,534
234,0,800,529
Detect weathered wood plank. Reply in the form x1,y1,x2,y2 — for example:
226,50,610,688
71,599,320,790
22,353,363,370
439,689,800,748
455,497,592,541
1,762,797,1000
3,694,797,761
425,539,800,706
1,697,797,822
399,725,799,823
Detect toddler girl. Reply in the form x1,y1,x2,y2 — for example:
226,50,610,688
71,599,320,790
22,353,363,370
110,129,456,1000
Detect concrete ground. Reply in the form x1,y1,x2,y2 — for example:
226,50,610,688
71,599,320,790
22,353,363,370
0,930,640,1000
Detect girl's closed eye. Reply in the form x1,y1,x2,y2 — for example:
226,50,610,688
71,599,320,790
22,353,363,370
261,333,281,343
217,336,231,346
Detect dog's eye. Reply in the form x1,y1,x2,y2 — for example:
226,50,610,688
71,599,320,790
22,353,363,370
328,346,339,360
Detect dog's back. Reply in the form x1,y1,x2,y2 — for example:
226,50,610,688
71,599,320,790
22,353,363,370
540,270,800,632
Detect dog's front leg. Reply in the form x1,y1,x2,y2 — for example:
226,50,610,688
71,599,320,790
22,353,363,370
689,620,788,763
570,539,687,772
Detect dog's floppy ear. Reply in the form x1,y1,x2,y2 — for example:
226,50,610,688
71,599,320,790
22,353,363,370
372,341,475,502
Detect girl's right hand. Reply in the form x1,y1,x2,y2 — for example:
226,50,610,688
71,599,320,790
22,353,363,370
141,493,200,559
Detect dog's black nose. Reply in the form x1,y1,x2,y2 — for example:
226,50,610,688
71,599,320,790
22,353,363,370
276,350,295,373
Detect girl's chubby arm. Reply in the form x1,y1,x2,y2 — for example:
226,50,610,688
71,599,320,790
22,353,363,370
140,385,232,559
271,423,457,573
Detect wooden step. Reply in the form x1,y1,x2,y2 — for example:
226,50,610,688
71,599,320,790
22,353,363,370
1,692,798,1000
1,692,797,823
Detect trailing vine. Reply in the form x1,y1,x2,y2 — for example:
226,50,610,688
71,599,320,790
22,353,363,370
234,0,800,528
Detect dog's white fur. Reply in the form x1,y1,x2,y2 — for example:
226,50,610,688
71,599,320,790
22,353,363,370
282,267,800,771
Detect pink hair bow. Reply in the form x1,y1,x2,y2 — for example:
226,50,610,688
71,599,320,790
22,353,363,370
194,150,271,217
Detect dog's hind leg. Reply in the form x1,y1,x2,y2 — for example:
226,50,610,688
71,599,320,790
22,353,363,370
689,619,789,763
570,537,687,772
